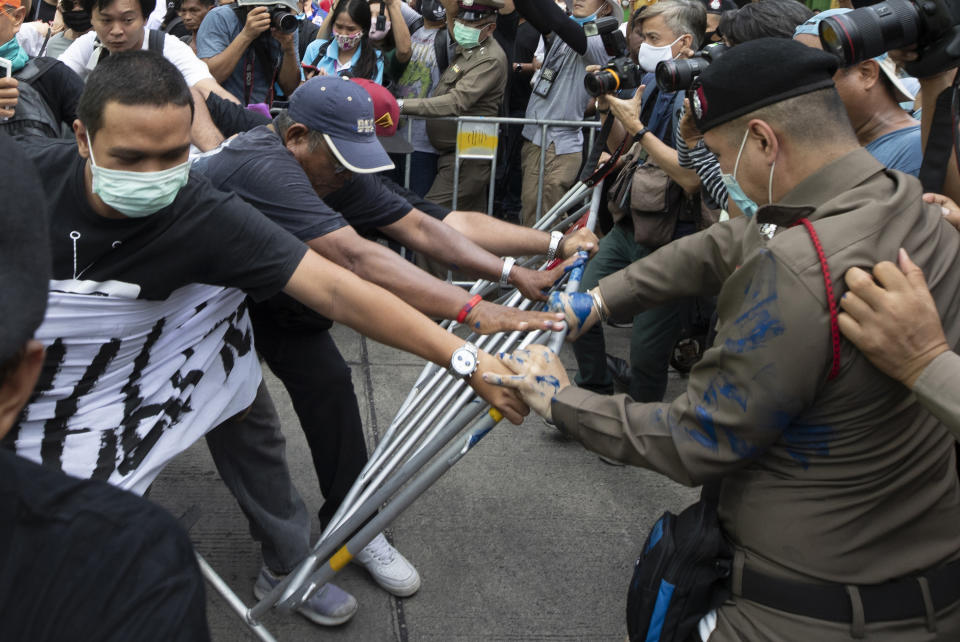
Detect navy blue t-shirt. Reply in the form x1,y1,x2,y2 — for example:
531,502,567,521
192,126,413,239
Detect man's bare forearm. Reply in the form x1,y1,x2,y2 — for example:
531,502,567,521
202,34,254,83
381,210,506,282
441,209,552,256
284,250,462,365
309,227,480,320
277,41,300,95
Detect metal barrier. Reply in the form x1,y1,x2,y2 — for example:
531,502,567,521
397,114,603,219
197,176,605,641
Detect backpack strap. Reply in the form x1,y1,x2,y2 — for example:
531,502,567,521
148,29,166,53
434,28,449,74
408,16,424,34
312,39,331,68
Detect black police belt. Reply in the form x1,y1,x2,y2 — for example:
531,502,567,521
736,558,960,628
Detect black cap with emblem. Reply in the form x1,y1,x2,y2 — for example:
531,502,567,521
691,37,838,133
457,0,503,21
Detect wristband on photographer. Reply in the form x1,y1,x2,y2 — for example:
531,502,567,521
546,230,564,262
589,287,608,323
633,127,651,144
500,257,516,287
457,294,483,323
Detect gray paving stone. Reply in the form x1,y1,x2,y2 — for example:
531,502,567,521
149,324,698,641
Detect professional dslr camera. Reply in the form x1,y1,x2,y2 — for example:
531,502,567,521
655,42,728,92
236,0,300,34
583,16,644,97
818,0,960,77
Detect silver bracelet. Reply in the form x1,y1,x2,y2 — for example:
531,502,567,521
589,287,608,323
500,256,516,287
546,230,563,262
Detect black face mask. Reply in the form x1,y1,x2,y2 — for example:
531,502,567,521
61,9,92,32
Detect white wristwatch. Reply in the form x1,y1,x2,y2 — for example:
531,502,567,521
449,341,479,379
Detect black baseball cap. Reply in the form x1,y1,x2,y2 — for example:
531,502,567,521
692,37,838,133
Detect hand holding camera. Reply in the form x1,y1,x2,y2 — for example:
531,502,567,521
241,6,273,42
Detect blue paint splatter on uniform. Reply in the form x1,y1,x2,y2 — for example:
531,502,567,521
702,373,748,412
722,427,760,459
724,250,785,354
783,424,834,469
689,406,720,452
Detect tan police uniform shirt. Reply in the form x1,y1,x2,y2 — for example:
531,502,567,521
400,37,508,152
552,149,960,617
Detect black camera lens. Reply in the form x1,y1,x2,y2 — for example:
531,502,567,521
584,70,621,98
818,0,923,65
271,8,299,33
655,58,707,92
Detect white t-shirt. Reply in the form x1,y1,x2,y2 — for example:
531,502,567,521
58,29,214,86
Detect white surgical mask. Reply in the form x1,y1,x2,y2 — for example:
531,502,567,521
635,35,682,73
86,133,190,218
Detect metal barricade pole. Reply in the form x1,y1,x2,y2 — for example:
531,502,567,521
536,123,548,222
452,118,462,210
196,553,277,642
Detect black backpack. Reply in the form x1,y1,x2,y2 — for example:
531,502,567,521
0,57,61,138
626,486,732,642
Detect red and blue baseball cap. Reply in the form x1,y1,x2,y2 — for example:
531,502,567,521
288,76,394,173
350,77,414,154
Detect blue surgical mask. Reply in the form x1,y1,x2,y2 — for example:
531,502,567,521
0,36,29,73
720,128,776,219
571,9,600,25
86,133,191,218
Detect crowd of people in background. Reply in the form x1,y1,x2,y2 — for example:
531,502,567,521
4,0,960,639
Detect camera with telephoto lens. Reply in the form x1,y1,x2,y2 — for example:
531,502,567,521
655,42,728,92
583,16,644,96
270,6,298,33
818,0,960,78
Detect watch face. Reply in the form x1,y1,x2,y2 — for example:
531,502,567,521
451,347,477,377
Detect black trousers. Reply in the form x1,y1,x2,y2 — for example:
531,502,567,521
249,302,369,530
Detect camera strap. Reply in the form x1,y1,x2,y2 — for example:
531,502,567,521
918,69,960,194
532,39,568,98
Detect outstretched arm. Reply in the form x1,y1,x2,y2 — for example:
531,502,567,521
309,225,565,333
283,248,530,423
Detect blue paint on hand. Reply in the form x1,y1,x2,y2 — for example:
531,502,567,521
534,374,561,395
568,291,593,329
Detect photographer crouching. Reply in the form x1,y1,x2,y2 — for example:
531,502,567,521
571,0,708,403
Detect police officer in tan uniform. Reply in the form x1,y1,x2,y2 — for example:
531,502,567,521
397,0,508,211
486,39,960,640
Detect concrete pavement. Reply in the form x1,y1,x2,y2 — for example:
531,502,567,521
149,322,697,641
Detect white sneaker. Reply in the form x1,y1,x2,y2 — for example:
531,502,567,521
354,532,421,597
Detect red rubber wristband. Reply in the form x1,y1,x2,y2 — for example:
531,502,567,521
457,294,483,323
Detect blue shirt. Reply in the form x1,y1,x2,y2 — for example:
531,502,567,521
196,5,299,105
302,37,384,85
865,124,922,177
